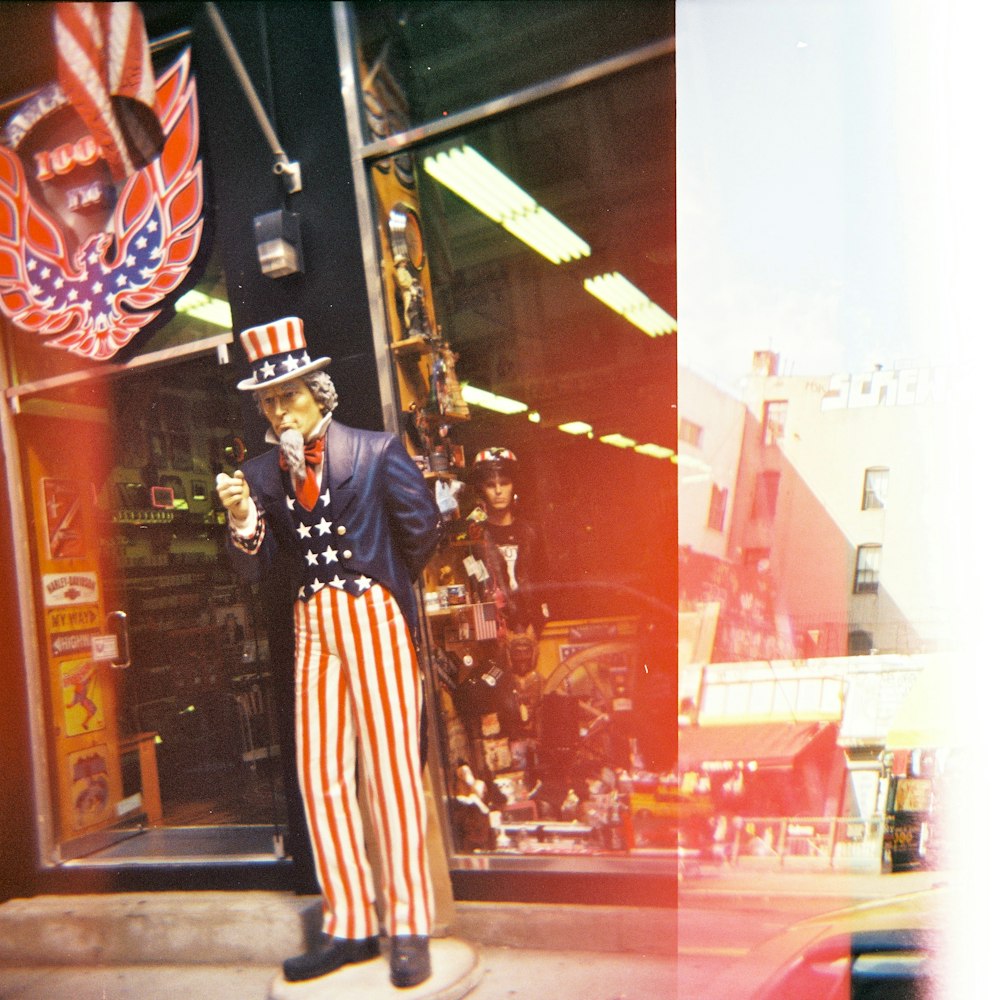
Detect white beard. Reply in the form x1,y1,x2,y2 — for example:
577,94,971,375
279,428,306,488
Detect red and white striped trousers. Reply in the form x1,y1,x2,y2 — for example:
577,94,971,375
293,583,433,940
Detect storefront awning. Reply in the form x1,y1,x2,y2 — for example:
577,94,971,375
678,721,837,772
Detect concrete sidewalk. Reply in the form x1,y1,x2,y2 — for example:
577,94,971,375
0,866,942,1000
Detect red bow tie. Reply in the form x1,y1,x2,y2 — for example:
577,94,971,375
279,435,325,510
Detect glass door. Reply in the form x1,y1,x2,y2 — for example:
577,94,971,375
11,348,288,866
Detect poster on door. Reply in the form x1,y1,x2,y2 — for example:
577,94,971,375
68,744,112,830
60,655,105,737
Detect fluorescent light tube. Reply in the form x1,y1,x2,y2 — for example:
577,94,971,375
584,272,677,337
424,146,590,264
461,383,529,415
175,290,233,329
635,443,674,459
600,433,638,449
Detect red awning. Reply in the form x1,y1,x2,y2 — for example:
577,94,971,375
678,721,836,772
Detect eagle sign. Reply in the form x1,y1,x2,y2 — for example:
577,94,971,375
0,49,203,360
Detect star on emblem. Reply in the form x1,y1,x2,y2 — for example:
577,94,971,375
311,577,325,593
319,489,330,507
260,360,276,380
281,354,300,372
355,575,372,593
322,546,339,564
297,586,306,599
315,517,332,536
286,496,296,510
297,522,312,539
332,575,346,590
305,550,319,566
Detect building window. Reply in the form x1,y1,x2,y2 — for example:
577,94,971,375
848,630,874,655
751,470,780,521
762,399,788,445
862,466,889,509
679,417,703,448
707,483,728,531
853,544,881,594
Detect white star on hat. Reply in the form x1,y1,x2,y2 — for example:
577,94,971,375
260,360,276,380
282,354,300,373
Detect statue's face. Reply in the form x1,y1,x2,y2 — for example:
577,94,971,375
256,377,323,439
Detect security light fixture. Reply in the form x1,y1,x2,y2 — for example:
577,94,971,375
254,209,304,278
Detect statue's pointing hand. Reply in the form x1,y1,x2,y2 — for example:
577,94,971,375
216,470,250,521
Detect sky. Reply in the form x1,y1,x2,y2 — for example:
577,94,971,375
676,0,969,393
678,5,1000,994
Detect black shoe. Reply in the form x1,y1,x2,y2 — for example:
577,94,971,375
389,935,431,989
283,934,380,982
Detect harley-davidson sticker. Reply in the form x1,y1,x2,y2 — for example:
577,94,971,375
43,571,98,607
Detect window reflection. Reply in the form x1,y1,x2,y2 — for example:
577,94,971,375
370,46,675,859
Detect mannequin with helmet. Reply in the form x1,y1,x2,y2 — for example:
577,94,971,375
467,447,549,638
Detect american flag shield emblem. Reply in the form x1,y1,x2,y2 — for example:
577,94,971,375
0,26,203,361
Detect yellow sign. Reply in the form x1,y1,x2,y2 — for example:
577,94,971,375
60,656,105,737
47,605,101,634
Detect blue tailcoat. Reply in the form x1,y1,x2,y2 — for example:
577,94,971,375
227,421,440,635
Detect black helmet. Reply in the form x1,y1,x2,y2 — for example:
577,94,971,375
470,446,517,484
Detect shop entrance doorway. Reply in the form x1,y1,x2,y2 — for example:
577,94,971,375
10,346,288,868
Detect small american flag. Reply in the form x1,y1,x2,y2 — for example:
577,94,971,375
53,2,165,182
472,602,498,640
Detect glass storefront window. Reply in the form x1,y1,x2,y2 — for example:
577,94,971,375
362,32,676,865
354,0,674,140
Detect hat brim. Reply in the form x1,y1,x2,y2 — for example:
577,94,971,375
237,356,332,391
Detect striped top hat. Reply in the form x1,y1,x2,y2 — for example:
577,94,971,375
236,317,331,391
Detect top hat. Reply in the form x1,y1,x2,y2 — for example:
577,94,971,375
236,316,331,391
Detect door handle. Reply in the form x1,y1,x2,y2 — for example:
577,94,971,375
106,610,131,669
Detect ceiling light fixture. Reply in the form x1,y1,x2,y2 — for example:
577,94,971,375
600,433,638,449
461,383,529,415
584,272,677,337
424,146,591,264
174,290,233,329
635,443,674,459
558,421,593,436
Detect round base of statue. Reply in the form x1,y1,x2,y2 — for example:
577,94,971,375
268,937,482,1000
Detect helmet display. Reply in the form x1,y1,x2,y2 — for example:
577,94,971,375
470,446,518,483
